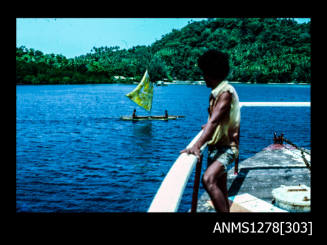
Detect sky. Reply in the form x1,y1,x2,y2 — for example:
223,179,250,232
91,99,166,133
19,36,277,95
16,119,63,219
16,18,310,59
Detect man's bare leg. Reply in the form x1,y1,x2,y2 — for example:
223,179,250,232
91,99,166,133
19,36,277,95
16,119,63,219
202,160,229,212
217,172,229,212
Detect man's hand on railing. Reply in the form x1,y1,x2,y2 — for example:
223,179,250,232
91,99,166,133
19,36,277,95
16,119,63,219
180,144,201,158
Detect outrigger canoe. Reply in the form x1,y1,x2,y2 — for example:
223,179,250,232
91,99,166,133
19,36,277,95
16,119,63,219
120,115,185,121
123,70,185,121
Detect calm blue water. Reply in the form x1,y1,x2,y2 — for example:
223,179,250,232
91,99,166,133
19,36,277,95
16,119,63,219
16,83,310,212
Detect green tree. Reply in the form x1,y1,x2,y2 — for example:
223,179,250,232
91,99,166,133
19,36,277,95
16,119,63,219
148,55,170,82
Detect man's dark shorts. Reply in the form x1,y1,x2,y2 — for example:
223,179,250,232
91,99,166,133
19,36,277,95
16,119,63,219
207,146,237,173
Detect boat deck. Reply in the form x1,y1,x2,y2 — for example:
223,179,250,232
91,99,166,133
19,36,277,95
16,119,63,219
195,144,311,212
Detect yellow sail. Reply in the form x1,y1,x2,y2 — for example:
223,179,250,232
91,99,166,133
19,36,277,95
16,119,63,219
126,70,153,111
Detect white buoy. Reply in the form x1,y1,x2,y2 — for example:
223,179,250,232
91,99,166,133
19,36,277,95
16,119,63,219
272,185,310,212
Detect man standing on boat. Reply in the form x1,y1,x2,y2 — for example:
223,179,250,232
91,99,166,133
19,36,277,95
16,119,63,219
181,50,240,212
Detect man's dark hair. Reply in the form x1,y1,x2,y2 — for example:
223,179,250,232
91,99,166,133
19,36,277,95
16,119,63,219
198,49,230,81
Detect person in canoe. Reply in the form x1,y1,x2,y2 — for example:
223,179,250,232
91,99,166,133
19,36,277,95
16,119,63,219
165,110,168,118
132,108,137,119
180,50,240,212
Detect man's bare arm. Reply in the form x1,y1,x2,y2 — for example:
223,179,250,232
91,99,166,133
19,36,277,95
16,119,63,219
180,91,232,157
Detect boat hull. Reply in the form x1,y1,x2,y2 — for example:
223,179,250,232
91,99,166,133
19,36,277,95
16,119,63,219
120,116,183,121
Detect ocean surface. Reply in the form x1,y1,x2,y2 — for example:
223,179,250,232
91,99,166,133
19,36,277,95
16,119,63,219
16,83,310,212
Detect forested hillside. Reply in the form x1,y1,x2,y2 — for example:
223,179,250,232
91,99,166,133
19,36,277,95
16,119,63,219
16,18,311,84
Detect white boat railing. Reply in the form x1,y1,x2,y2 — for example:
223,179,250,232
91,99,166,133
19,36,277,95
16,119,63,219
147,101,310,212
239,102,310,108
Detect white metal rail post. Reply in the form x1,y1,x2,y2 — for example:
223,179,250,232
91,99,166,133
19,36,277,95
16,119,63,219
147,101,310,212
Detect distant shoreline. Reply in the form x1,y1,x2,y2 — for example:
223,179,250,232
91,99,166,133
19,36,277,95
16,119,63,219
16,81,310,86
167,81,310,85
229,81,310,85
